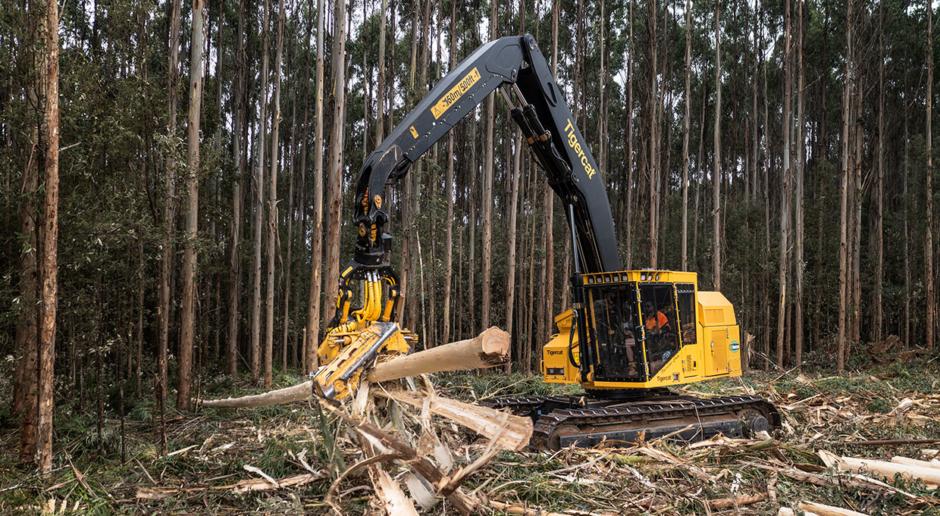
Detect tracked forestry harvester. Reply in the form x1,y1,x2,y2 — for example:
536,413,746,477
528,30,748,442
311,34,779,450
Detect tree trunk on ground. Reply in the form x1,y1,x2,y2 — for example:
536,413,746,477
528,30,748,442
305,0,327,373
264,0,285,388
322,0,348,343
201,328,510,408
158,0,182,409
251,0,271,383
177,0,206,411
712,0,722,290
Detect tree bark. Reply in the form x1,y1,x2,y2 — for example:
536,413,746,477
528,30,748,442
158,0,182,408
264,0,285,388
251,0,272,383
442,1,456,345
794,0,805,369
480,0,496,331
305,0,327,373
837,0,853,373
177,0,206,411
776,0,791,369
35,0,60,473
322,0,348,342
375,0,387,143
712,0,722,290
873,1,884,347
926,0,935,351
227,0,249,377
681,0,691,271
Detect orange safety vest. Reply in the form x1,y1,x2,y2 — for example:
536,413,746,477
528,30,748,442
645,311,668,330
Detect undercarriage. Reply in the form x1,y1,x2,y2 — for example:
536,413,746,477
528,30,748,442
484,391,781,450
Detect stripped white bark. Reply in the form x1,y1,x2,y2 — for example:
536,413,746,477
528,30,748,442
379,389,532,451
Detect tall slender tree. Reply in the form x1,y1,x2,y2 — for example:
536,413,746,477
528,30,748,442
322,0,348,342
177,0,206,410
480,0,496,330
251,0,272,383
305,0,327,372
926,0,935,351
35,0,60,473
264,0,285,387
158,0,182,406
712,0,722,290
681,0,691,271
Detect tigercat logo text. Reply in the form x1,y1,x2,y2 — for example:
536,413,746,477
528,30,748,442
431,67,481,119
546,350,563,356
564,119,597,180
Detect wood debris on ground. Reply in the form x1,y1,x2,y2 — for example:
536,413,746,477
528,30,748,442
191,327,533,513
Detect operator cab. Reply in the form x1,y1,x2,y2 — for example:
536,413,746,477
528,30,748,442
542,270,741,391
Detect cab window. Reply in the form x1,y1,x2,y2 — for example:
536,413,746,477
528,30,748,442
638,284,678,375
676,284,697,345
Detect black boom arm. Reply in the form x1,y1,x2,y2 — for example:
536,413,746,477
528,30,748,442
351,34,622,275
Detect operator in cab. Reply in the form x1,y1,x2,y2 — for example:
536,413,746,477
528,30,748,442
643,301,670,334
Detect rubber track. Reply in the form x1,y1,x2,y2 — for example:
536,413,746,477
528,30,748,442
486,394,780,450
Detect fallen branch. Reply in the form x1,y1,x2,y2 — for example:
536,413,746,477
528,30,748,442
135,472,324,500
318,399,476,514
706,493,766,510
797,500,868,516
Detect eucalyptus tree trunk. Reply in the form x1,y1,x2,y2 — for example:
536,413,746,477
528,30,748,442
322,0,348,341
873,1,885,347
794,0,805,368
442,0,456,344
251,0,271,383
775,0,791,370
375,0,387,143
712,0,722,290
681,0,691,271
35,0,60,473
227,0,248,376
926,0,935,351
624,0,634,270
480,0,497,331
648,0,659,269
158,0,182,407
264,0,285,388
543,0,557,326
304,0,327,373
837,0,853,373
177,0,206,410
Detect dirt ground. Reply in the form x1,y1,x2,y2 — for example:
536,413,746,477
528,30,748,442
2,358,940,514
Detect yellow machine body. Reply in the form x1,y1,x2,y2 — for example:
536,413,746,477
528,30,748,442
542,269,742,391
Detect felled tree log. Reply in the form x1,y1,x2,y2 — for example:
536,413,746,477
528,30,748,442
377,388,532,450
369,326,509,382
199,327,510,409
